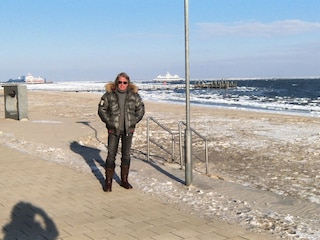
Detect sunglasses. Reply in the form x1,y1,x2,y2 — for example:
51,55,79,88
118,81,128,85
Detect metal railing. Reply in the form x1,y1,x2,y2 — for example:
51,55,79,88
147,117,176,162
178,121,209,174
146,117,210,175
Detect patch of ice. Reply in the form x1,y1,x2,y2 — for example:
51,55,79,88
32,120,63,124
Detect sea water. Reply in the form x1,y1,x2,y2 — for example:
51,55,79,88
24,78,320,117
141,78,320,117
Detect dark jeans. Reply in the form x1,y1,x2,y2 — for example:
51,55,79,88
105,132,133,169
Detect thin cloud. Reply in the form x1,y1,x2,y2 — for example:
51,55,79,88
197,20,320,38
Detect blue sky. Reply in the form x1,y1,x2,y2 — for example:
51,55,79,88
1,0,320,82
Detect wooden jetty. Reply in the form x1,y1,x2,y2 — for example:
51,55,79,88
138,80,237,91
193,80,237,89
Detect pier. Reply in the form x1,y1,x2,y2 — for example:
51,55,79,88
138,80,237,91
193,80,237,89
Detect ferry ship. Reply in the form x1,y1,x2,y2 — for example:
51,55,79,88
153,72,184,83
7,73,46,84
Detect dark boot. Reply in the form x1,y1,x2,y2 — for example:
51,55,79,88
104,168,114,192
121,165,133,189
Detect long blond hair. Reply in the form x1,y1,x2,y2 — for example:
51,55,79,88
114,72,130,85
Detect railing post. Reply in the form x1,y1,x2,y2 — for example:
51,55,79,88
179,122,183,168
205,140,208,174
147,117,150,161
185,129,192,185
171,135,175,162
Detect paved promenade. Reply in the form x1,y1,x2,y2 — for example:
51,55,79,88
0,144,275,240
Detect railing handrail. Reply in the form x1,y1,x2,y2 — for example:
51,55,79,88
178,121,207,141
178,121,209,174
147,117,176,162
148,117,175,135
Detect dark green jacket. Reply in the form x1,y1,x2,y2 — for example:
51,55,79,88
98,82,145,134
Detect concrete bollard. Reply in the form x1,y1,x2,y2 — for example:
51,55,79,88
3,84,28,120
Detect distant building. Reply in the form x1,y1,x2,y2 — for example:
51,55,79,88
8,73,46,84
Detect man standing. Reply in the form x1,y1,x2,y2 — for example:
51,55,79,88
98,72,145,192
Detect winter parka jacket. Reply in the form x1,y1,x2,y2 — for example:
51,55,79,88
98,82,145,135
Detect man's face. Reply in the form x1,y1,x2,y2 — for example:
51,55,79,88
118,76,128,91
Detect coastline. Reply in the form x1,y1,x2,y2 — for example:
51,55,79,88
0,90,319,239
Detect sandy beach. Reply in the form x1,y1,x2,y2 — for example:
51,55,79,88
0,89,319,239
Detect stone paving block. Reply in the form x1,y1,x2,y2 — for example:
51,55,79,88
229,236,250,240
108,232,139,240
62,224,93,236
165,220,193,231
152,232,184,240
172,228,200,238
123,214,150,224
163,212,188,222
105,217,132,227
149,224,173,235
63,214,93,226
188,223,219,234
105,224,132,236
126,220,154,231
196,231,227,240
83,229,110,240
62,233,94,240
183,216,208,226
129,228,160,239
144,217,169,227
85,220,112,231
140,209,168,219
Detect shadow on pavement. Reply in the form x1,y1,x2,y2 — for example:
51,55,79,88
70,141,106,188
2,201,59,240
132,149,185,185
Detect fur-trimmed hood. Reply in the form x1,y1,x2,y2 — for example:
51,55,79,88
105,82,139,93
